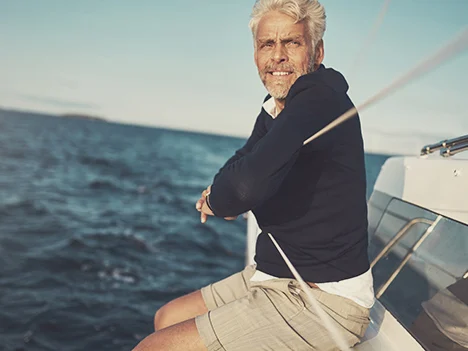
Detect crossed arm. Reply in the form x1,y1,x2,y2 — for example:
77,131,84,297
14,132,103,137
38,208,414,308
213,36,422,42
199,86,337,219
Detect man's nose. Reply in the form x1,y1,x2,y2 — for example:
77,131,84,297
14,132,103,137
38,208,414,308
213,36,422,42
272,44,288,63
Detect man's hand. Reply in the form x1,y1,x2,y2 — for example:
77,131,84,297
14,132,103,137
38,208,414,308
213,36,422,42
195,186,237,223
196,186,213,224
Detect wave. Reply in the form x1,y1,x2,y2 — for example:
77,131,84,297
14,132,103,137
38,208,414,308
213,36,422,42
88,179,122,191
78,154,137,178
78,155,116,168
0,197,50,217
68,231,154,254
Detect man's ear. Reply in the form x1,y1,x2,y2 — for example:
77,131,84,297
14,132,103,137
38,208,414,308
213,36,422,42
314,39,325,69
254,45,258,66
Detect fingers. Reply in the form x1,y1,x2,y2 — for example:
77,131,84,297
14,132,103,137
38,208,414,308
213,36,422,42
196,197,206,223
224,216,237,221
196,188,208,212
196,186,216,224
196,187,210,223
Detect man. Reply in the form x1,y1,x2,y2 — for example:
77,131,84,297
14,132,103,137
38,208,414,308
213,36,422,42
133,0,374,350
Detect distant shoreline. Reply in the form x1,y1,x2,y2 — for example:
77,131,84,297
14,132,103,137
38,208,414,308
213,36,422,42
0,107,107,122
60,113,107,122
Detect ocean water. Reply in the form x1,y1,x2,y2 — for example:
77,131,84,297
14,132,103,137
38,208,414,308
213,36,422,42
0,110,391,351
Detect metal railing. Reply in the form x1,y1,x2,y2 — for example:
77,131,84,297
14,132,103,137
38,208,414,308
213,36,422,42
370,217,434,268
375,216,443,298
441,141,468,157
421,134,468,156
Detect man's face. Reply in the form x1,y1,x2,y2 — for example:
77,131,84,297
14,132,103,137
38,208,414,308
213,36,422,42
254,11,315,100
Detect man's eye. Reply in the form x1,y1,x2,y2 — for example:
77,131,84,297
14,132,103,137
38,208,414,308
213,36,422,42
288,41,300,47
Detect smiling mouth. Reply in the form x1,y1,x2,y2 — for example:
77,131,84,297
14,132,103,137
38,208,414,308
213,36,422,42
269,71,293,76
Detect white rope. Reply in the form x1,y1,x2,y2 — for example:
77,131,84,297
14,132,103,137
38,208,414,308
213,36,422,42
348,0,392,77
303,27,468,146
268,234,351,350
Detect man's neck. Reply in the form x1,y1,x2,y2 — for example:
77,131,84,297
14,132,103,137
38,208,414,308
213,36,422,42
274,99,285,115
271,65,322,115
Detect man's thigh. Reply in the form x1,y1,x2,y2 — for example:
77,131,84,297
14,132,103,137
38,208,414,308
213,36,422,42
156,265,255,330
156,290,209,329
196,278,311,350
200,264,255,310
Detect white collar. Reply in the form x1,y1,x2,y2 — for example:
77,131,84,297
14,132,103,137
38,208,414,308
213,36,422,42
262,97,278,119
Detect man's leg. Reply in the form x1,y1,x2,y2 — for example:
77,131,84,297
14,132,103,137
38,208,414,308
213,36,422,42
154,290,207,331
134,319,207,351
193,279,370,351
154,265,256,331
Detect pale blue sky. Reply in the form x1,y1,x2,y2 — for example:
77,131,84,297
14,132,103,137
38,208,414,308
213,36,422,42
1,0,467,154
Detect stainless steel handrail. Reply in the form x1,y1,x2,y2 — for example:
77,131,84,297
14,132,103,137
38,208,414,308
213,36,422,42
441,140,468,157
371,217,434,268
421,134,468,156
376,216,443,298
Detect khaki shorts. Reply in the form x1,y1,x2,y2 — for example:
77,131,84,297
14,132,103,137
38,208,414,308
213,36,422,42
195,265,370,351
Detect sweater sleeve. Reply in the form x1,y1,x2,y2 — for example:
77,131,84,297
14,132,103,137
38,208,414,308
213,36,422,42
212,108,268,183
208,86,339,217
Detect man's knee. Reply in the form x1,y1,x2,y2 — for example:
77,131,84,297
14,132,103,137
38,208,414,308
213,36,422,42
135,319,205,351
154,303,172,331
154,290,208,331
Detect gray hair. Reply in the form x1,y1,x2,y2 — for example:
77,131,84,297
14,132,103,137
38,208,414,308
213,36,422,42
249,0,326,50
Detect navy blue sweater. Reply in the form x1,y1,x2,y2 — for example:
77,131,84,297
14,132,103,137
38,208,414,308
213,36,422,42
208,65,369,283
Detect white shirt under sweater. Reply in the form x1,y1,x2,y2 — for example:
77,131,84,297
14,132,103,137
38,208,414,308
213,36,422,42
250,97,375,309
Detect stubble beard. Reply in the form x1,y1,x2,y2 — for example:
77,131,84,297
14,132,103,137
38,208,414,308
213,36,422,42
260,59,315,101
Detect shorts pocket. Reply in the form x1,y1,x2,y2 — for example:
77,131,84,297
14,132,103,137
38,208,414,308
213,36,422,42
343,310,371,337
252,279,306,321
